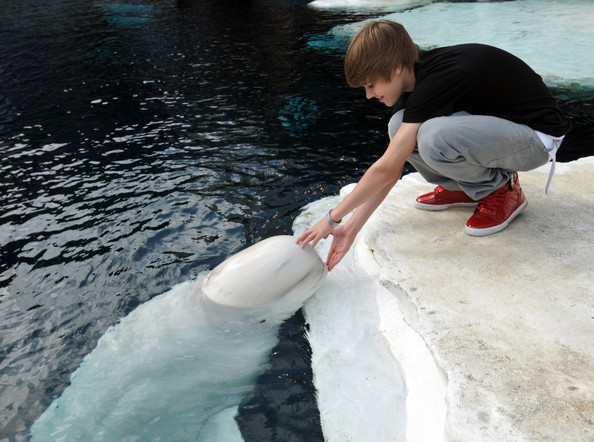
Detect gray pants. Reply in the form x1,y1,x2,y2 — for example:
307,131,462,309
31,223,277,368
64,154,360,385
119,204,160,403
389,110,550,200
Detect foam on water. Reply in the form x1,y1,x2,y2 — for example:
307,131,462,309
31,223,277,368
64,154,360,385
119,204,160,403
293,193,446,441
308,0,594,88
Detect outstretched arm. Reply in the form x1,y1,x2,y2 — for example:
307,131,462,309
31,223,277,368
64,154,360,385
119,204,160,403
325,174,398,270
296,122,420,268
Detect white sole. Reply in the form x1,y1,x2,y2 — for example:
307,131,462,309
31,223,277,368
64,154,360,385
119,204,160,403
465,200,528,237
415,201,477,211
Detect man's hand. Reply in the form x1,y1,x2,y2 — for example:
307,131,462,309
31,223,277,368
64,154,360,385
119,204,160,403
296,216,334,251
296,220,356,271
326,225,357,271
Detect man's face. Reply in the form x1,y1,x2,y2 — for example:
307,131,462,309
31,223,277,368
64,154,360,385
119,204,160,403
363,67,406,107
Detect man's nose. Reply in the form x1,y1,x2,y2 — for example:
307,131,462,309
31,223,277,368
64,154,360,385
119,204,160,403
365,88,374,99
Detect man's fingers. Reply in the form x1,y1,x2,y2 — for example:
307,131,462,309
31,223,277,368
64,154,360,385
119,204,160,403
297,232,318,249
296,231,308,245
327,252,339,272
326,246,336,271
296,230,314,247
326,242,347,271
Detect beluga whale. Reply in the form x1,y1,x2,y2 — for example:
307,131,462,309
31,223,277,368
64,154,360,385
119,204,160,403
30,235,327,441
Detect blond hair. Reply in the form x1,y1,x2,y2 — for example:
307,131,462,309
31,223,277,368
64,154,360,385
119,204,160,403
345,20,420,87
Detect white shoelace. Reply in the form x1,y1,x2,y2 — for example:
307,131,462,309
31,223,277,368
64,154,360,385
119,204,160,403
535,131,565,193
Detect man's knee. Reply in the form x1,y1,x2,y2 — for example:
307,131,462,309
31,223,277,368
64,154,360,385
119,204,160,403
418,118,445,160
417,112,471,152
417,117,461,165
388,110,404,140
417,118,439,147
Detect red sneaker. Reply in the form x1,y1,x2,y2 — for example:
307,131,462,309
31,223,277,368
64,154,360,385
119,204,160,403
415,185,476,211
465,173,527,236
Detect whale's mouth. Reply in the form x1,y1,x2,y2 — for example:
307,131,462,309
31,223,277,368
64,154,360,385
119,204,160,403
199,261,327,328
313,263,328,290
285,264,327,299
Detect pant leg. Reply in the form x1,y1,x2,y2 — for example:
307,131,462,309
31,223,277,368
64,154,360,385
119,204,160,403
388,110,464,190
389,110,550,200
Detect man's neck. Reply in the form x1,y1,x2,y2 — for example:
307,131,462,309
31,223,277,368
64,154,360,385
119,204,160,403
403,68,416,93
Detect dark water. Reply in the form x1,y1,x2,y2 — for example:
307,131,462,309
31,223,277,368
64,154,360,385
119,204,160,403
0,0,591,439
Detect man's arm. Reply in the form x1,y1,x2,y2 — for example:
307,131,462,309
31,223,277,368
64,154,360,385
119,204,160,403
325,173,398,270
296,122,420,266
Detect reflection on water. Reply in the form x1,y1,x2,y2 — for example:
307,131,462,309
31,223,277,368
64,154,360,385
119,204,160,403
104,3,157,28
278,94,320,135
0,0,591,439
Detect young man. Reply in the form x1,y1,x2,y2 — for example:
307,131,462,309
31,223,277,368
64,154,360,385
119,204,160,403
297,20,570,271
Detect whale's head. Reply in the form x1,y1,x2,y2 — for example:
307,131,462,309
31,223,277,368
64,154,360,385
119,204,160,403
201,235,327,323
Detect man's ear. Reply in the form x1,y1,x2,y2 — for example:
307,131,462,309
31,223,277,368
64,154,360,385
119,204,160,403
393,64,403,76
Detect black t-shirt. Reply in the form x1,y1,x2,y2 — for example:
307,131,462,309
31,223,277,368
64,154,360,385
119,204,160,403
396,44,570,137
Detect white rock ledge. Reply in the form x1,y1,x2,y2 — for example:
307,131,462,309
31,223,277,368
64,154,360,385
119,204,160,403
356,157,594,440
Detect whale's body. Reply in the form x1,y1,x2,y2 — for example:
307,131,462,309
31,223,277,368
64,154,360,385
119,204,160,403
30,236,326,441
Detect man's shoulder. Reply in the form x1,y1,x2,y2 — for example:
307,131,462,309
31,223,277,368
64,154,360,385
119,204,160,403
418,43,519,77
423,43,508,59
